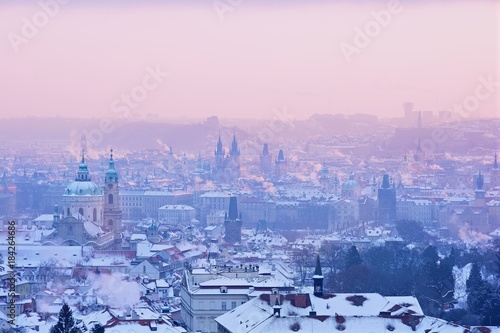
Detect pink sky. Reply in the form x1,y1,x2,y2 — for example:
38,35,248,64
0,1,498,120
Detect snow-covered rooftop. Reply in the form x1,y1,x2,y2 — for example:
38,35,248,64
216,292,477,333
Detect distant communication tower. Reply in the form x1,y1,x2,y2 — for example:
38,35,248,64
403,102,414,118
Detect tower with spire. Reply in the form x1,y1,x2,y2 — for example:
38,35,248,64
214,134,225,172
52,204,60,229
414,138,423,162
228,133,241,177
371,176,378,198
63,149,104,224
103,149,122,249
224,197,242,244
213,132,241,181
196,152,203,170
167,146,175,172
333,173,340,195
377,174,396,224
475,171,485,205
230,133,240,159
181,153,189,175
318,163,330,192
146,219,161,244
260,143,272,174
77,150,91,181
275,148,287,178
313,255,324,297
491,152,499,188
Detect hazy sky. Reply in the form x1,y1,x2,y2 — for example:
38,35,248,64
1,0,498,120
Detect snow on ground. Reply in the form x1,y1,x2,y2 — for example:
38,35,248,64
453,263,471,309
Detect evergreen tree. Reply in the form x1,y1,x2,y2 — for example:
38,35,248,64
345,246,362,270
417,245,442,316
466,262,488,315
337,246,369,293
339,264,370,293
362,246,392,294
466,262,483,292
50,303,79,333
481,289,500,326
421,245,439,264
90,324,105,333
395,220,433,243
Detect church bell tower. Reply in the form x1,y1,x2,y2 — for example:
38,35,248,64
103,149,122,249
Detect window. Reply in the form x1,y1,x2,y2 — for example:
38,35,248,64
109,194,114,204
221,302,227,310
231,302,236,309
93,208,97,221
79,208,84,216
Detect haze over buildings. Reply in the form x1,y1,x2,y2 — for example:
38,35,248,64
1,1,500,332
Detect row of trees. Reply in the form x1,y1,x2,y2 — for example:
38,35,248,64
313,241,500,326
1,304,104,333
464,262,500,325
49,304,104,333
320,243,455,315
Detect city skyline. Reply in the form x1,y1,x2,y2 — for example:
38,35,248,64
1,2,500,331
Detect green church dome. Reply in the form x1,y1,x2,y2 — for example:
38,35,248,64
64,151,103,196
342,174,359,190
64,181,103,196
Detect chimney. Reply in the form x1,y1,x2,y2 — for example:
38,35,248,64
31,297,37,312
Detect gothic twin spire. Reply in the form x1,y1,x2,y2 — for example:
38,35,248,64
216,132,240,156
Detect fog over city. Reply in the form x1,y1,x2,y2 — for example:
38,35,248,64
0,1,500,333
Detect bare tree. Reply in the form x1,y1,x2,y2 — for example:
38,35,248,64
37,257,62,284
319,242,345,274
291,245,315,286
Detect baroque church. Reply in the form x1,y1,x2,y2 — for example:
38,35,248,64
42,150,122,250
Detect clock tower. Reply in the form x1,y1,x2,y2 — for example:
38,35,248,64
103,149,122,249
